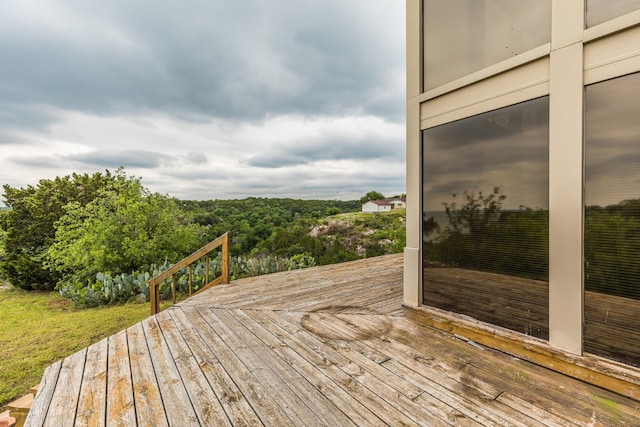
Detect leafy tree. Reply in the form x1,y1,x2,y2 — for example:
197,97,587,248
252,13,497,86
360,191,385,204
46,177,204,289
1,170,127,290
181,197,360,255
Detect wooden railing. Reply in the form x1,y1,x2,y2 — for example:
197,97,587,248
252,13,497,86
149,232,230,315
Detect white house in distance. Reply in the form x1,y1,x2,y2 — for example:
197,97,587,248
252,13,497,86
361,198,406,213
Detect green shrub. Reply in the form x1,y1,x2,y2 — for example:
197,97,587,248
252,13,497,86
59,253,316,307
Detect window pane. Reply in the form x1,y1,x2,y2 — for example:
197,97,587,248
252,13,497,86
423,0,551,90
584,72,640,366
422,97,549,339
586,0,640,28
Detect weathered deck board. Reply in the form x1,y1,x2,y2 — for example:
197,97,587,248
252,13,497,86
142,316,200,426
182,306,295,426
167,308,264,426
127,322,169,427
155,310,231,426
25,255,640,426
42,347,86,427
106,330,136,426
75,338,107,426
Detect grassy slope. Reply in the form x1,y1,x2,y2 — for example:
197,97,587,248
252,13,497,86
314,209,407,256
0,286,152,410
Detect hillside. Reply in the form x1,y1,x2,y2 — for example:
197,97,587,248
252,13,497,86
254,209,406,265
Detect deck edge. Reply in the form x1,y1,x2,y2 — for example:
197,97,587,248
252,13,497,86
404,304,640,401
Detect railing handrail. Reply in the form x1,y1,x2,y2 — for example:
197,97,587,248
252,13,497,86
149,232,230,314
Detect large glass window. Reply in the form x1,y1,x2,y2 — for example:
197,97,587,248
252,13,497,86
586,0,640,28
422,97,549,339
584,72,640,366
423,0,551,90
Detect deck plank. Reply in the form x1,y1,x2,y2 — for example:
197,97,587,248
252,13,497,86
141,316,200,426
182,306,296,426
258,309,424,426
389,316,640,426
203,307,324,426
168,308,265,426
155,309,231,426
75,338,108,426
24,360,62,426
286,309,509,426
215,308,358,426
240,308,391,427
42,348,87,427
127,322,169,427
106,330,137,426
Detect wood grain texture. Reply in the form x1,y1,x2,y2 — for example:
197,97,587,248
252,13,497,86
25,255,640,426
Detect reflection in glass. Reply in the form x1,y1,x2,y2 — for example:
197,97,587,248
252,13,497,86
586,0,640,28
422,97,549,339
585,72,640,366
423,0,551,90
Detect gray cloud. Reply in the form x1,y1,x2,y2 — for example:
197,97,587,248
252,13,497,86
0,1,403,133
248,134,403,168
0,0,405,202
66,150,170,169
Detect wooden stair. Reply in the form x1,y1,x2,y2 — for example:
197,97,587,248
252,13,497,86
3,384,39,427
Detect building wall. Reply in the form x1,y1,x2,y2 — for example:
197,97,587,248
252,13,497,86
406,0,640,366
362,201,392,213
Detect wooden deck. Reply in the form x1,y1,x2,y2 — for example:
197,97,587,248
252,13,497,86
26,254,640,426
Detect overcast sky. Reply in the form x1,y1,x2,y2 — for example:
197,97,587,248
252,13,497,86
0,0,405,205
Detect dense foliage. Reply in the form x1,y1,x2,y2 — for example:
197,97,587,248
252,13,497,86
0,210,7,264
255,210,406,264
181,198,361,255
47,176,204,290
359,191,385,203
1,170,136,290
1,169,204,291
52,200,405,307
1,172,405,306
59,253,316,307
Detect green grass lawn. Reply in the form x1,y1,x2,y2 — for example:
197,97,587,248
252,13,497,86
0,285,153,410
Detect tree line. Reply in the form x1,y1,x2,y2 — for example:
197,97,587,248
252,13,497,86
0,169,402,302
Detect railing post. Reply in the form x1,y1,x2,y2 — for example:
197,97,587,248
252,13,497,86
222,232,230,284
188,264,193,296
205,254,210,287
150,280,159,315
172,274,177,304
